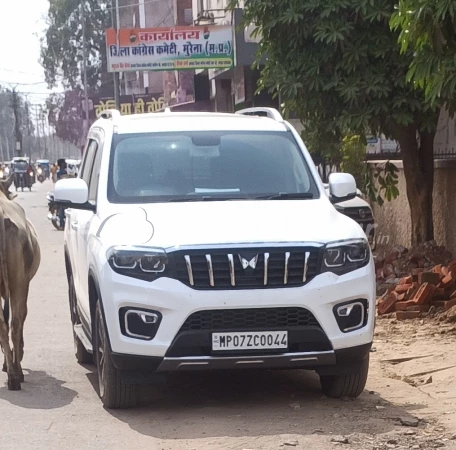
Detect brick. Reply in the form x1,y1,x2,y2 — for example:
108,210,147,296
450,289,456,299
448,260,456,270
444,298,456,311
442,266,450,277
397,293,406,301
407,305,430,312
395,300,416,311
411,268,424,282
404,285,419,301
396,310,421,321
399,275,413,285
378,291,399,315
411,282,436,305
441,271,456,288
395,284,413,294
418,271,441,285
433,264,443,274
432,287,446,300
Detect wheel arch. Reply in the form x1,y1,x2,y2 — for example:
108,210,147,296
88,268,102,330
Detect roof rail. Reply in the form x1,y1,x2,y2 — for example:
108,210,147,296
98,109,122,120
236,107,284,122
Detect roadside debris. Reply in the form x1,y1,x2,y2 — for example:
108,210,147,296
376,242,456,320
398,417,420,427
330,436,350,444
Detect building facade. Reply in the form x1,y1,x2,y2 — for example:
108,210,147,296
191,0,278,112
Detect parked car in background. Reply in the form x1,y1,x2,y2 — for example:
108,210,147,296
66,159,81,177
323,184,375,250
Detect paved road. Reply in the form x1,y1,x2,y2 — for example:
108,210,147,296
0,181,454,450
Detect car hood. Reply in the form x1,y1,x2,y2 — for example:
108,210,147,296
99,199,366,248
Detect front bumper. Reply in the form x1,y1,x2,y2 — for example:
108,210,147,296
98,260,376,363
111,343,372,380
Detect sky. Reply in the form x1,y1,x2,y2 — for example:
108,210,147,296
0,0,59,106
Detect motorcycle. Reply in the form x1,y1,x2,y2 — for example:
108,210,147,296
46,191,65,230
37,167,45,183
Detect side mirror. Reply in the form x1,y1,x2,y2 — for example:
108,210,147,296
55,178,95,211
328,173,357,203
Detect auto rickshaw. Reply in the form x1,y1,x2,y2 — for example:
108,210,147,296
36,159,50,179
12,157,35,192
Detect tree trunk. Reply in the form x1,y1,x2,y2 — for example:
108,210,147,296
393,123,435,245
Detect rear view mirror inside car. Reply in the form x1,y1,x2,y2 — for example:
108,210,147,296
191,135,221,146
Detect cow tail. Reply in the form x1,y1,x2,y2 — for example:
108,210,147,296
0,205,9,315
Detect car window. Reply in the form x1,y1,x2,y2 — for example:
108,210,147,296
107,131,319,203
88,142,102,203
80,140,97,184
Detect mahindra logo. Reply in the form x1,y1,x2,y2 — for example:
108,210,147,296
238,254,258,270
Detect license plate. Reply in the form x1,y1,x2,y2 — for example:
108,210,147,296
212,331,288,351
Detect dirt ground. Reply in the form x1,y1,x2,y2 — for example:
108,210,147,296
0,181,456,449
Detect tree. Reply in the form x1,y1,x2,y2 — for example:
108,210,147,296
46,91,84,147
0,87,37,160
41,0,111,90
390,0,456,107
233,0,440,244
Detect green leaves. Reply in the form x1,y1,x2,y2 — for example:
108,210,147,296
41,0,111,90
391,0,456,108
364,161,400,205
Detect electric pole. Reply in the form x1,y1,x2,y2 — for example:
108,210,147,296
112,0,121,109
81,1,90,134
10,88,23,157
25,97,32,160
39,105,48,160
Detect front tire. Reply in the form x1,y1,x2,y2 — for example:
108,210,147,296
94,300,139,409
320,356,369,398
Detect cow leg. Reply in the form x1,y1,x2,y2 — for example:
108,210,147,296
2,298,10,373
10,286,28,384
0,304,19,390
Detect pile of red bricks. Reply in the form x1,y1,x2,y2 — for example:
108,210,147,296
377,261,456,320
375,241,453,282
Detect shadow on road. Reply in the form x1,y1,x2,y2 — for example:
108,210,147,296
0,369,77,409
100,369,426,440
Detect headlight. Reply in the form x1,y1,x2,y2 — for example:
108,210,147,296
322,240,370,275
107,246,168,281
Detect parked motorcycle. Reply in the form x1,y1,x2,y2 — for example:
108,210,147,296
46,191,65,230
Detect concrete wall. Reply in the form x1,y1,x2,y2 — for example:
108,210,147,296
369,160,456,255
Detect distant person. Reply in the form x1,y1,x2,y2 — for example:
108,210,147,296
56,159,67,181
51,163,58,183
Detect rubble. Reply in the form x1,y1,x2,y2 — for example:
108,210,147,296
376,241,456,320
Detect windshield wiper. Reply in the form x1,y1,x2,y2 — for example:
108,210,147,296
166,196,245,202
253,192,315,200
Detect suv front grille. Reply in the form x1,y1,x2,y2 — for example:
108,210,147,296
171,247,320,289
179,307,321,332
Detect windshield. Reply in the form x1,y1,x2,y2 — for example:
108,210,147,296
14,161,28,170
108,131,319,203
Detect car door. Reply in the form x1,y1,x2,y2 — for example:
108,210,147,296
71,139,98,316
66,139,93,297
75,136,103,320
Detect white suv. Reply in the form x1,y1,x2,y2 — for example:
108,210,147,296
56,108,375,409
